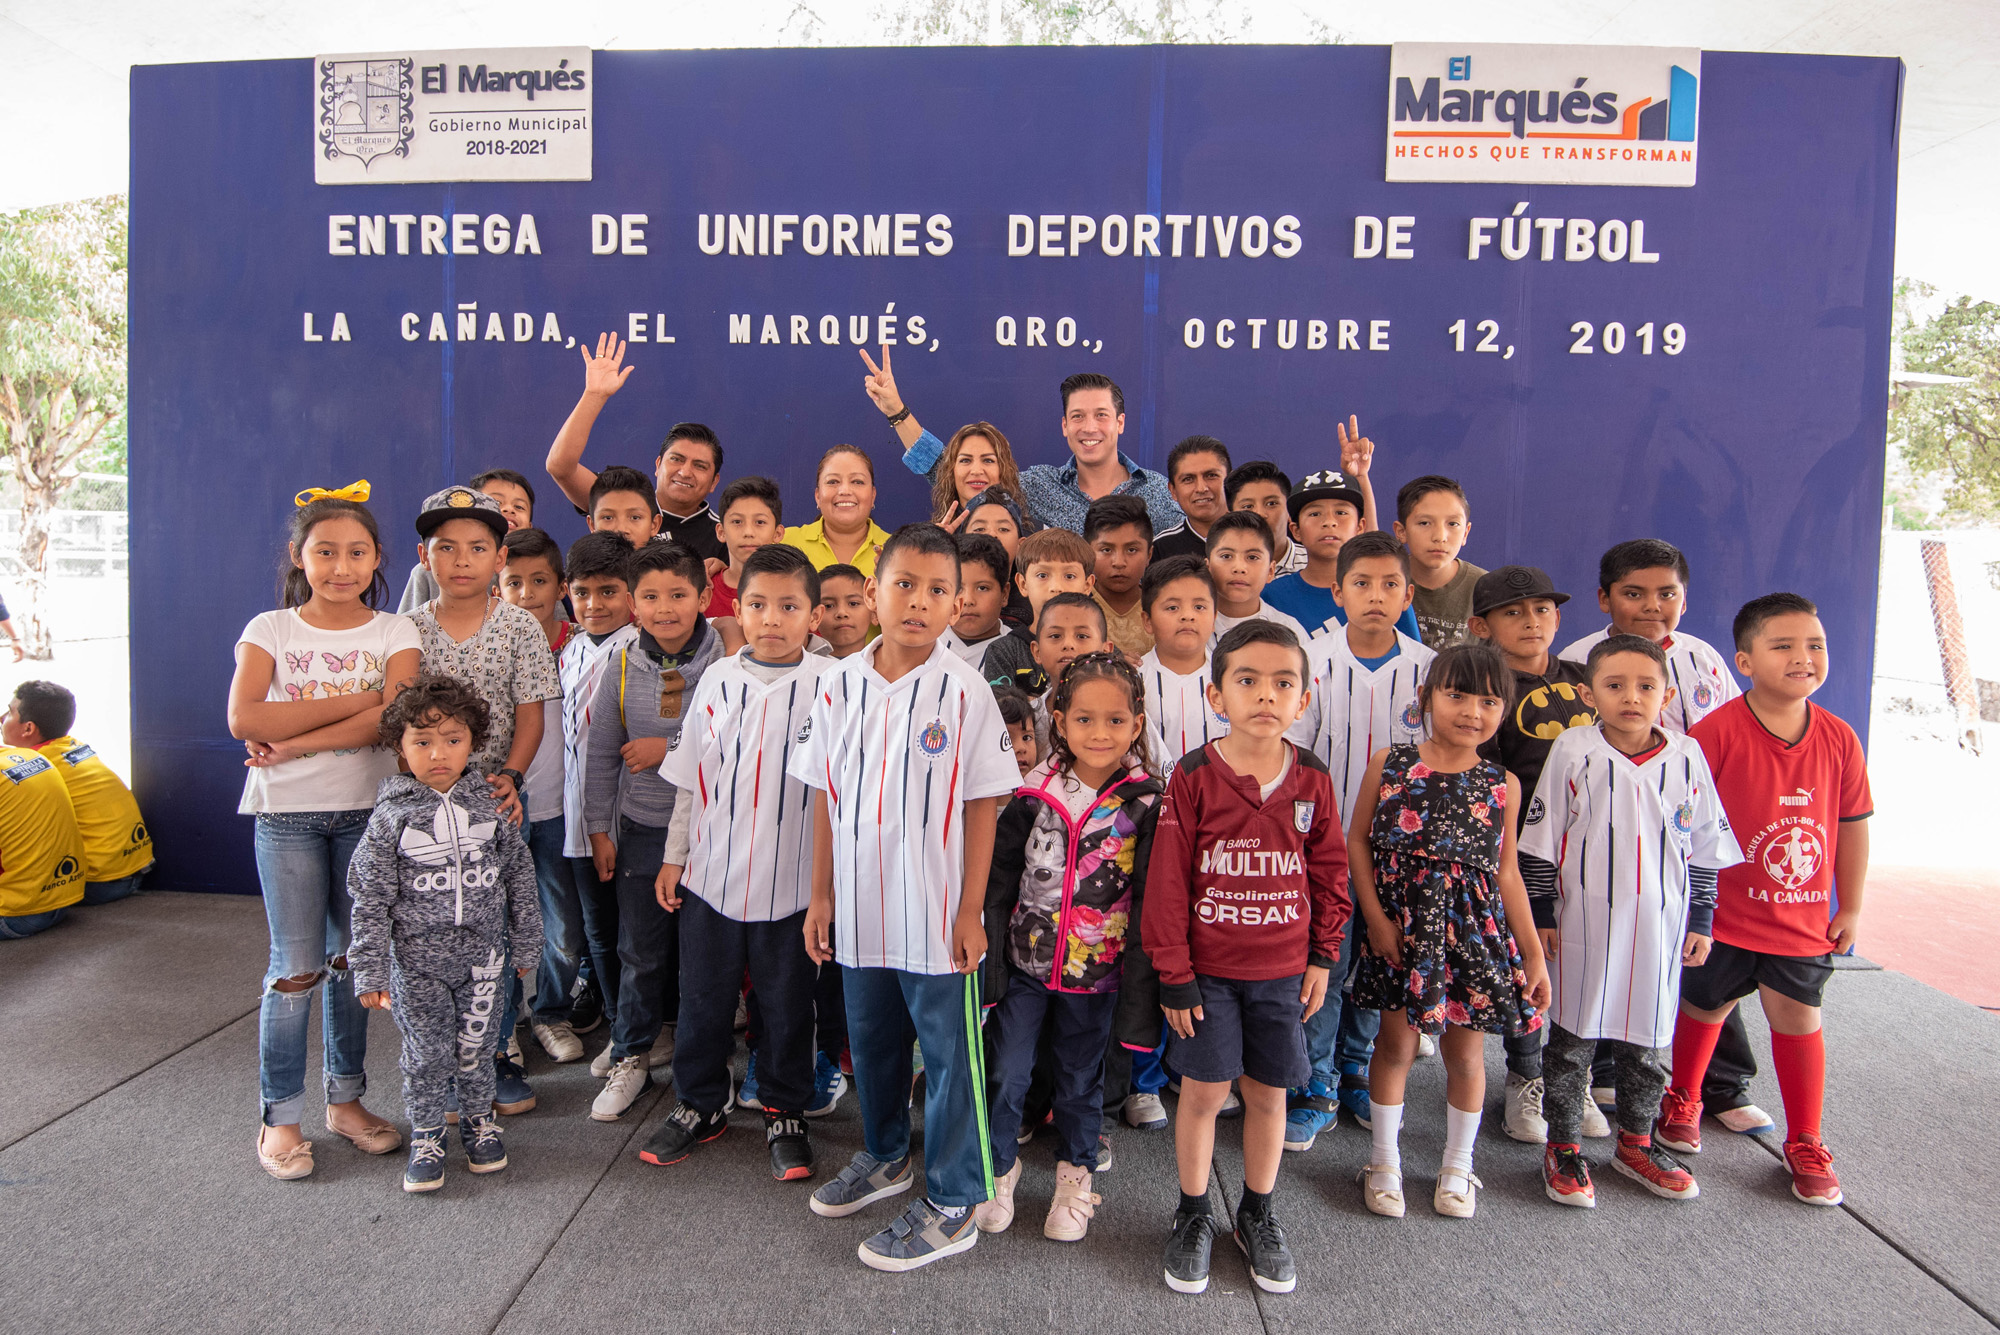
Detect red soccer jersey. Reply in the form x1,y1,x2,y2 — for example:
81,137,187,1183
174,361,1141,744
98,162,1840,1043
1141,742,1351,988
1689,697,1872,957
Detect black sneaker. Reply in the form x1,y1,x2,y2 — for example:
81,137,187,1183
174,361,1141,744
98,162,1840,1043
461,1113,508,1174
570,976,604,1035
638,1100,728,1166
1234,1202,1297,1294
766,1111,815,1181
1163,1206,1218,1294
403,1125,447,1193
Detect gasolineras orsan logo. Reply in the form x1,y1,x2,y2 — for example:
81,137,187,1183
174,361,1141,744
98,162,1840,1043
1386,44,1700,187
319,58,414,169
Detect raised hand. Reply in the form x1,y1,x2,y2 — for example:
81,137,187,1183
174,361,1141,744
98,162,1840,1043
935,500,969,533
859,344,904,418
1337,414,1374,476
581,332,636,399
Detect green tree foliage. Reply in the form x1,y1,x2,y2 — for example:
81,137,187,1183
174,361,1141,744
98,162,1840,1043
1891,279,2000,522
0,196,127,658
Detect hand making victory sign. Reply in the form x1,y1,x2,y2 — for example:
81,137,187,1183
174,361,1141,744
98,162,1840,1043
858,343,904,419
1337,414,1373,477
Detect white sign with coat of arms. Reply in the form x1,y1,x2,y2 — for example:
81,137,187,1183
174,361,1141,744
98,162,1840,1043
314,47,592,184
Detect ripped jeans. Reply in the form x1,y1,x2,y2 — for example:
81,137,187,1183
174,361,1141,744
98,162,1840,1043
253,809,373,1127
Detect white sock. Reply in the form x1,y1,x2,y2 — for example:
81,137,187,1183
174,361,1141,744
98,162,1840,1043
1370,1101,1404,1171
1442,1103,1481,1177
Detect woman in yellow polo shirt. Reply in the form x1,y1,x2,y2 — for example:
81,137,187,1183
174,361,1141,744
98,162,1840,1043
783,445,890,577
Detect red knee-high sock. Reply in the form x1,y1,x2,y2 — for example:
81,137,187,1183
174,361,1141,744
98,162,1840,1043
1769,1028,1826,1142
1668,1013,1724,1099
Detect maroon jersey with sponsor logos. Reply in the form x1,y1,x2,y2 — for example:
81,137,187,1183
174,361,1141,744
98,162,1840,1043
1141,741,1351,987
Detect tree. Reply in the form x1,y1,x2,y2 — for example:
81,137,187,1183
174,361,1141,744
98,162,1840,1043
786,0,1275,45
1890,278,2000,522
0,196,126,659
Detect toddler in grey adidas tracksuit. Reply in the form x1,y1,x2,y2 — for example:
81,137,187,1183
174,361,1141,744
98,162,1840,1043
349,766,540,1189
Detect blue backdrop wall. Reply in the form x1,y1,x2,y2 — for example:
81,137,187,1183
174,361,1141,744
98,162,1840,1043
128,46,1901,893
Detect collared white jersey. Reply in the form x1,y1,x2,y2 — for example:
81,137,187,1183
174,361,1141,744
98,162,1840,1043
1272,541,1309,577
1141,650,1228,777
660,651,831,922
1558,627,1740,735
559,624,639,857
787,638,1020,975
1289,631,1436,823
1518,726,1743,1047
1211,602,1311,650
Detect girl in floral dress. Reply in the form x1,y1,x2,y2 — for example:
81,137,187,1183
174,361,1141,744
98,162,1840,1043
1347,643,1550,1220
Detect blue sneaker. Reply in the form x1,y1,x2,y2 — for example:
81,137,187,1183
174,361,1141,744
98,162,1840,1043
493,1056,536,1115
857,1197,979,1272
805,1051,847,1118
403,1125,447,1193
1337,1062,1373,1129
1282,1082,1337,1152
737,1053,763,1111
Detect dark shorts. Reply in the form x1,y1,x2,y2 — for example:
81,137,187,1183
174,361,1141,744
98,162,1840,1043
1164,973,1310,1089
1680,939,1834,1011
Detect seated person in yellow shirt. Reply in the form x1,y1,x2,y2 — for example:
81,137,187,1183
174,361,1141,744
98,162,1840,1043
4,681,152,906
0,717,84,939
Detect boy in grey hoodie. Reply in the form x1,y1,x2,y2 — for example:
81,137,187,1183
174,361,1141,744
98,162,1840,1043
582,539,726,1121
351,675,541,1193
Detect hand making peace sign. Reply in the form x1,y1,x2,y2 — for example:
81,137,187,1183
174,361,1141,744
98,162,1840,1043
1337,414,1374,477
859,344,906,419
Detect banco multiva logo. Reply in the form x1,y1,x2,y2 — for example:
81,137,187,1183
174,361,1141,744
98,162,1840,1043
1386,44,1700,188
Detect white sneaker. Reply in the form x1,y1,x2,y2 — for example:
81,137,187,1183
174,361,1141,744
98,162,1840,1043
506,1032,524,1063
590,1056,649,1121
1581,1100,1612,1139
590,1042,617,1078
646,1025,676,1069
1416,1032,1438,1059
1502,1073,1548,1144
532,1018,583,1064
1716,1103,1775,1135
1123,1092,1169,1130
1590,1084,1617,1109
1218,1084,1243,1116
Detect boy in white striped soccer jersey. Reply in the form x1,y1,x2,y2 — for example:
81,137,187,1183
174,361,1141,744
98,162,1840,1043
1139,555,1228,775
1284,530,1435,1146
1558,539,1739,736
640,544,831,1182
1518,634,1742,1209
789,524,1020,1273
556,532,640,1038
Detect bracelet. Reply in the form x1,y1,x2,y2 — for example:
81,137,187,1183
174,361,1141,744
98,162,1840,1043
885,407,911,426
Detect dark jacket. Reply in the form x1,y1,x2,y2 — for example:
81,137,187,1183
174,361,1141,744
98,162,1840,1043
982,758,1163,1005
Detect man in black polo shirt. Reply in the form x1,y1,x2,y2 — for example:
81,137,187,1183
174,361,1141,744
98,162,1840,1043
1149,435,1232,564
545,333,725,565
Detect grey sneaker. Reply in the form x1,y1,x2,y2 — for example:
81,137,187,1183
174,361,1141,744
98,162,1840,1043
1124,1092,1169,1130
809,1151,913,1218
857,1198,980,1272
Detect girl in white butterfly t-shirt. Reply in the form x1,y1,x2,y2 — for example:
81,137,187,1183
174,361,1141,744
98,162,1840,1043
226,491,421,1180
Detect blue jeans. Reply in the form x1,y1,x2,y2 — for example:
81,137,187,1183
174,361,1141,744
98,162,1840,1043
845,966,993,1209
1305,915,1380,1087
571,854,620,1026
253,810,372,1127
610,819,675,1058
82,868,150,905
0,906,67,939
525,817,585,1024
988,971,1117,1173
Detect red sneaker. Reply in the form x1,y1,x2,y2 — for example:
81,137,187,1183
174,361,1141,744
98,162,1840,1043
1653,1086,1702,1154
1612,1132,1699,1200
1785,1133,1843,1206
1542,1143,1596,1208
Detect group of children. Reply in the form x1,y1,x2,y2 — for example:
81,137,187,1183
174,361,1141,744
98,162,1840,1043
230,381,1871,1295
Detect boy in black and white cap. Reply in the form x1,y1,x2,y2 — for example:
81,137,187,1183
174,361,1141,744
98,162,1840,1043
1264,468,1420,644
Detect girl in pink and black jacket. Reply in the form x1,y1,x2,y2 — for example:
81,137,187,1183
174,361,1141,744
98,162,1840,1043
976,652,1164,1244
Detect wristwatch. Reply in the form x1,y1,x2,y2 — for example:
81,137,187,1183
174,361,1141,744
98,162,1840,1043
498,767,526,791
